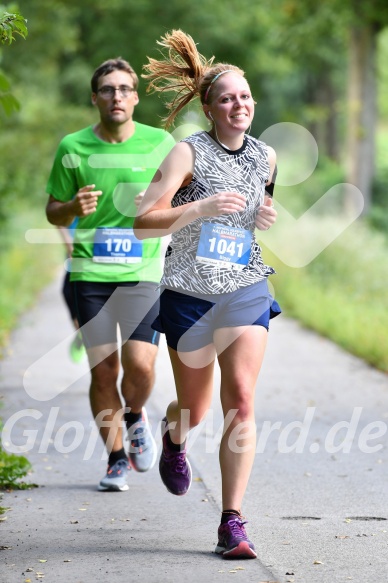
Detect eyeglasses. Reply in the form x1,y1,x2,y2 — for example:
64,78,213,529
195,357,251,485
97,85,135,99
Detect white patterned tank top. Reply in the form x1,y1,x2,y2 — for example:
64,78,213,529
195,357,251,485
161,131,275,294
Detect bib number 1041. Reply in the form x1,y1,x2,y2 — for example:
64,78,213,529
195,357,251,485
208,237,245,258
196,223,252,270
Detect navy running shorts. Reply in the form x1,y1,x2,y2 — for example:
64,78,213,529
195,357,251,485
152,279,281,351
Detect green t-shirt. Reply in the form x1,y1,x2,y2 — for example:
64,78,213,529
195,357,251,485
46,122,175,283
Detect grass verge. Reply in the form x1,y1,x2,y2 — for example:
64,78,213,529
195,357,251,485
263,218,388,373
0,209,62,356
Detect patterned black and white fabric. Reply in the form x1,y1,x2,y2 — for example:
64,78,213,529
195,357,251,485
161,131,275,294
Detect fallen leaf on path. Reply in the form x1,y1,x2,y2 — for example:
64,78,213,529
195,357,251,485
313,560,324,564
63,559,72,562
38,559,47,563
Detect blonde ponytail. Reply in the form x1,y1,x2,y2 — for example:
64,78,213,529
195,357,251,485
142,29,243,127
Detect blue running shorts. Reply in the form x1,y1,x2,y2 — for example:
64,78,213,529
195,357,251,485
152,279,281,351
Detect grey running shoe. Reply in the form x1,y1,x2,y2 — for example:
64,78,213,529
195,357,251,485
98,458,130,492
127,408,157,472
215,517,257,559
159,416,192,496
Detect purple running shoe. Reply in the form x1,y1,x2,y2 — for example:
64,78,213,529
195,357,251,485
159,417,192,496
215,517,257,559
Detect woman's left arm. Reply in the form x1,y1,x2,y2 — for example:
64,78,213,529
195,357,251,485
255,146,278,231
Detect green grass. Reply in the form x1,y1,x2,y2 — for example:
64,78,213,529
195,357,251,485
0,209,62,355
263,218,388,372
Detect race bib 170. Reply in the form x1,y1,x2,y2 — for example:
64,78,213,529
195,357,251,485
93,228,143,264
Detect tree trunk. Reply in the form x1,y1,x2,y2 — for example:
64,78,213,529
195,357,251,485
322,76,339,162
345,24,378,214
307,73,339,163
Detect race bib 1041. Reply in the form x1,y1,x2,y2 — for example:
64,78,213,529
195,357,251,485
196,223,252,270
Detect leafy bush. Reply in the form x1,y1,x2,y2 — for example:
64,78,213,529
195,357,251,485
0,405,33,489
0,449,32,489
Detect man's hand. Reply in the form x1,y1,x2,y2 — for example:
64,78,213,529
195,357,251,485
134,191,145,208
72,184,103,217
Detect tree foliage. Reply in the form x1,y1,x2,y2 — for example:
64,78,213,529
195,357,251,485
0,4,27,114
0,6,27,44
0,0,388,222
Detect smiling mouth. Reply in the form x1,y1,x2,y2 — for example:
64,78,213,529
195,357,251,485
230,113,247,119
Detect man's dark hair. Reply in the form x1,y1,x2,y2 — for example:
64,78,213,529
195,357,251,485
91,58,139,93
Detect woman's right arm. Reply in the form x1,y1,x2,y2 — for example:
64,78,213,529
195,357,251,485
133,142,247,240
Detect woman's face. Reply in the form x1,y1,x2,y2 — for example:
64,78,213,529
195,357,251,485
205,72,254,134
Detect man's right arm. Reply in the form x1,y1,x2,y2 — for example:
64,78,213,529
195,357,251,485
46,195,77,227
46,185,103,227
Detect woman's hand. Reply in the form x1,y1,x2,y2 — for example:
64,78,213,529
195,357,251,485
197,191,246,217
255,197,277,230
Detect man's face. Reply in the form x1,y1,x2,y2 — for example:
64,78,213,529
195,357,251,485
91,70,139,125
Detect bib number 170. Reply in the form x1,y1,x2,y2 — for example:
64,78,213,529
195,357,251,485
106,237,132,253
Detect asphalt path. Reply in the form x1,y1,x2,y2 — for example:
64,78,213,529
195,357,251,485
0,276,387,583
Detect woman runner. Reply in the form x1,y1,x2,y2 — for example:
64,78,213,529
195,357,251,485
134,30,280,559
